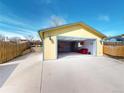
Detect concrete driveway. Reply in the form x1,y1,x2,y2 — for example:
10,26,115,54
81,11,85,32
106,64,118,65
0,50,43,93
42,53,124,93
1,52,124,93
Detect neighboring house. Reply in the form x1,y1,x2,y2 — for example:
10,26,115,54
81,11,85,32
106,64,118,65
103,34,124,57
105,34,124,42
39,22,106,60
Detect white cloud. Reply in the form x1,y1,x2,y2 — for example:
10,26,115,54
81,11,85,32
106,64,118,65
41,15,67,28
50,15,67,27
0,1,37,29
0,1,41,40
0,30,25,39
0,29,41,40
0,15,35,30
104,30,121,37
98,15,110,22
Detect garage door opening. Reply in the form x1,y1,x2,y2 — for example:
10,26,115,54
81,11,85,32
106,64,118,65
57,36,97,58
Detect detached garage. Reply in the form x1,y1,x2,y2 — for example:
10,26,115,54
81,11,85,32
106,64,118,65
39,22,106,60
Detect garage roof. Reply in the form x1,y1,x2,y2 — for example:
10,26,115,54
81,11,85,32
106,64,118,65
39,22,107,38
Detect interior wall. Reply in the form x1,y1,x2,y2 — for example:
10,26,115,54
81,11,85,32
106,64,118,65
58,41,72,52
93,40,97,55
77,40,96,55
58,41,78,53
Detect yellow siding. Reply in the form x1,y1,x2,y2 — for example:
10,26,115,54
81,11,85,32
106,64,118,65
44,36,57,60
42,25,103,60
96,38,103,56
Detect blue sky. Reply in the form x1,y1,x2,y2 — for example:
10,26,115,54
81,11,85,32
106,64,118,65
0,0,124,39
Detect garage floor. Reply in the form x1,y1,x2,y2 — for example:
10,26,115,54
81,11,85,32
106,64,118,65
42,54,124,93
58,52,92,59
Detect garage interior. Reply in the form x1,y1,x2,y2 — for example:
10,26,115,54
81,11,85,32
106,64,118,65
57,36,97,58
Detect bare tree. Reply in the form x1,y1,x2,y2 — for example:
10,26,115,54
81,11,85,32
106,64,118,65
25,35,34,42
0,34,5,41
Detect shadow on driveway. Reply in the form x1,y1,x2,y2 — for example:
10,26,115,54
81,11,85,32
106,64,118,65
0,64,18,87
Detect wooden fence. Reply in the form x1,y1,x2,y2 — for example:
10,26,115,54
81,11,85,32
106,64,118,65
0,41,30,64
103,42,124,57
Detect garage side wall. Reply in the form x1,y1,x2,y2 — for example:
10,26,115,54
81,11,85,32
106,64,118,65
43,36,57,60
96,38,103,56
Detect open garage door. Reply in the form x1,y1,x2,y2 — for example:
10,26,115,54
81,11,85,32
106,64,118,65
57,36,97,58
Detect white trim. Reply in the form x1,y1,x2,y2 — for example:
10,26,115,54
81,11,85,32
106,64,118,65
43,38,44,61
93,39,97,56
56,36,58,59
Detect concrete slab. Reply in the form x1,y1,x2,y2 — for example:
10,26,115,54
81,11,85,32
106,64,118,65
42,53,124,93
0,52,43,93
1,51,124,93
